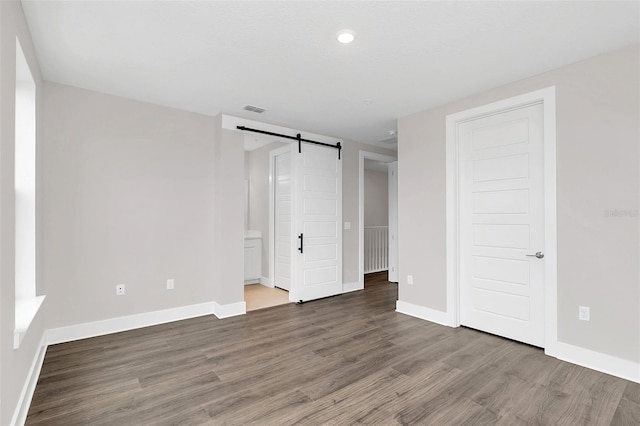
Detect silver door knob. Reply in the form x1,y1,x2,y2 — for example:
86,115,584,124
526,251,544,259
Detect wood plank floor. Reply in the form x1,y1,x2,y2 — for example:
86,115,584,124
27,272,640,425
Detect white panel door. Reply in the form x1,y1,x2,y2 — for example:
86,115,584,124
293,144,342,302
274,149,292,291
459,103,545,347
388,161,399,283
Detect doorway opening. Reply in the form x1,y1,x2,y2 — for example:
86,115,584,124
241,122,344,309
358,151,397,289
363,159,390,285
243,135,290,311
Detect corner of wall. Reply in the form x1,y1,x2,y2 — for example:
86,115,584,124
213,301,246,319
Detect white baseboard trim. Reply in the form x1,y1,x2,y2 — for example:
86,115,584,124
396,300,455,328
343,281,363,293
260,277,273,288
549,341,640,383
11,333,48,426
47,302,216,345
213,301,246,319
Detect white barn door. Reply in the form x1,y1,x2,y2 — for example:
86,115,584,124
458,103,545,347
292,144,342,303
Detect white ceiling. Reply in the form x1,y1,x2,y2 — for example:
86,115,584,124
21,1,639,147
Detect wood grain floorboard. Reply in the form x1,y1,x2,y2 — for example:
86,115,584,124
27,272,639,425
611,382,640,425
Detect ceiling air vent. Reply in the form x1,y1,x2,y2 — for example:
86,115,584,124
243,105,266,114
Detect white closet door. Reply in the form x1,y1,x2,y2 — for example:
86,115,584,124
459,103,545,347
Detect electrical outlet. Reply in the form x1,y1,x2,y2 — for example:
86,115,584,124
407,275,414,285
116,284,125,296
578,306,590,321
167,279,175,290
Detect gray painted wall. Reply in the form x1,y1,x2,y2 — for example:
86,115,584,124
43,82,219,327
364,169,389,227
213,127,245,306
397,45,639,363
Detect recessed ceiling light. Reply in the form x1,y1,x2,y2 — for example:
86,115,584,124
337,30,355,44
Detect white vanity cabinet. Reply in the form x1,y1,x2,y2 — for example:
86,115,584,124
244,231,262,284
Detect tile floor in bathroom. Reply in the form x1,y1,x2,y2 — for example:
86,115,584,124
244,284,290,311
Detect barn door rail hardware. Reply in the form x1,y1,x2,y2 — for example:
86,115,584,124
236,125,342,159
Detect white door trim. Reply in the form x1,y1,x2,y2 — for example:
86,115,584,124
269,144,293,291
445,87,558,355
388,161,399,283
358,151,397,289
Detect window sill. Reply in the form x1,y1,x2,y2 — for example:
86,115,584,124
14,295,46,349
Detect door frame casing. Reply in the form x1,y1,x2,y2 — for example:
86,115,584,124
387,161,399,283
445,87,558,355
269,144,293,293
358,151,397,289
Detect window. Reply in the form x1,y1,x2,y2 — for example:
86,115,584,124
14,38,43,349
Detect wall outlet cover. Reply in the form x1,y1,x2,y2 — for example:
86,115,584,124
578,306,590,321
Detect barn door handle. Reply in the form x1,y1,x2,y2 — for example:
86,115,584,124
526,251,544,259
298,233,304,254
